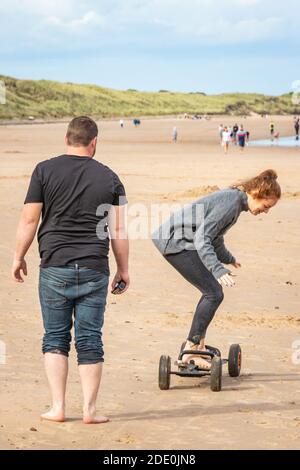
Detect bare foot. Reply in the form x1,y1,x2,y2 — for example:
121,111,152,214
181,341,211,370
40,408,65,422
196,343,212,369
185,356,211,369
83,408,109,424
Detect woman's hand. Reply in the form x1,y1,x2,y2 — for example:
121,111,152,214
218,261,241,286
230,261,241,269
218,273,236,287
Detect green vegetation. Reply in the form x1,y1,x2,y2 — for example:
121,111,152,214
0,75,298,120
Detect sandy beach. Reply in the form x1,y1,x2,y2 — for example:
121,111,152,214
0,116,299,450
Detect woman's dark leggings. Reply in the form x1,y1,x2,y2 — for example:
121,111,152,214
164,250,224,344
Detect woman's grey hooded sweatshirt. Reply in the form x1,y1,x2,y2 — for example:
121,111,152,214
151,188,249,279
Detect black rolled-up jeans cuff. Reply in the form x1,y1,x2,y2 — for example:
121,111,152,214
43,348,69,357
77,350,104,365
77,358,104,365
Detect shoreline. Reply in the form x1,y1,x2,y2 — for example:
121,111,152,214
0,113,297,127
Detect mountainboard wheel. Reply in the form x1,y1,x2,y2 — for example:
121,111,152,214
210,356,222,392
159,355,171,390
228,344,242,377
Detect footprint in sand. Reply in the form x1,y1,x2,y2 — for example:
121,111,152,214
116,434,136,444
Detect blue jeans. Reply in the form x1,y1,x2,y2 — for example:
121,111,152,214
39,265,109,365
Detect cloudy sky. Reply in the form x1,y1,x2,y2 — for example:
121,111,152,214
0,0,299,94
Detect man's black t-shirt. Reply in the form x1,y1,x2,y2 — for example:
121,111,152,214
24,154,127,275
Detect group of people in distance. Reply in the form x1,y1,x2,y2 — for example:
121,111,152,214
219,123,249,154
268,118,300,143
119,118,141,127
119,116,300,146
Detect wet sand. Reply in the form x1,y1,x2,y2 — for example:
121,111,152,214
0,116,300,449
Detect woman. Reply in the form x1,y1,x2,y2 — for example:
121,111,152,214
221,126,231,154
152,169,281,369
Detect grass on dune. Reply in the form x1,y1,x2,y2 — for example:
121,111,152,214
0,75,299,120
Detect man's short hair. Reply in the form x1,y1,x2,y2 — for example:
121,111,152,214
66,116,98,147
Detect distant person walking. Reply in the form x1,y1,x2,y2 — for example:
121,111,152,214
218,124,224,143
232,124,239,145
172,126,178,143
221,126,231,154
12,116,129,424
236,125,247,152
119,119,124,128
274,132,280,145
269,121,275,141
294,118,299,141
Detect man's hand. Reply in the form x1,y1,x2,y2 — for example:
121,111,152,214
12,202,42,283
109,204,129,295
12,258,27,283
111,271,130,295
218,273,236,287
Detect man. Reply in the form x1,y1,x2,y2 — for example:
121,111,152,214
269,121,275,141
172,126,178,143
232,123,239,145
294,117,299,141
218,124,224,143
236,125,248,152
11,116,129,424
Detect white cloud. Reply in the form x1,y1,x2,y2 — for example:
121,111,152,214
0,0,299,52
46,11,106,31
0,0,75,16
92,0,297,44
174,16,284,44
